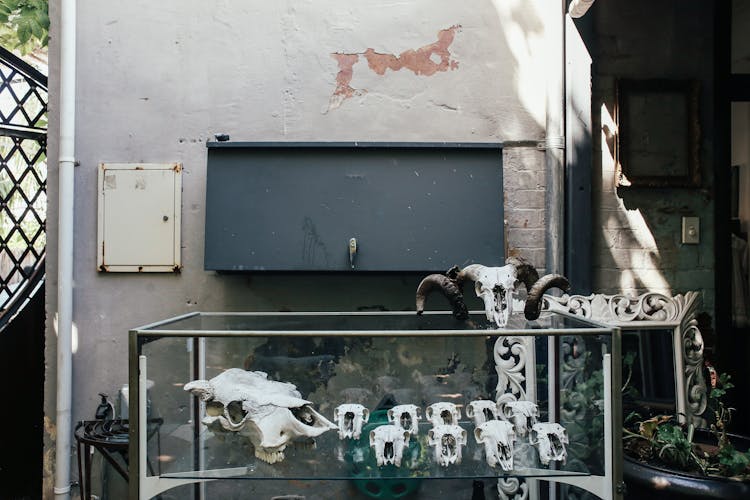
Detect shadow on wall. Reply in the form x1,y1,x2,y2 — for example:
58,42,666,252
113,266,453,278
593,100,714,313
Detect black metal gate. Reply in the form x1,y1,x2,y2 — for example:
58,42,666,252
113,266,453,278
0,45,46,500
0,45,46,328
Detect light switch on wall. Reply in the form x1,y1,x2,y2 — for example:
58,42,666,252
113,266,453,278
681,216,700,245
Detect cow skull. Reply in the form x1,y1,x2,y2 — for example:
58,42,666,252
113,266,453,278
369,425,410,467
426,402,461,427
501,400,539,437
466,400,500,426
530,422,569,465
387,404,422,435
474,420,516,471
333,403,369,440
428,424,467,466
184,368,336,464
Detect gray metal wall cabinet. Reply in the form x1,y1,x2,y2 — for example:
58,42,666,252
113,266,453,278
204,142,504,272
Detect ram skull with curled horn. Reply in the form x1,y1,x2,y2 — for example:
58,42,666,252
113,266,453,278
415,256,570,327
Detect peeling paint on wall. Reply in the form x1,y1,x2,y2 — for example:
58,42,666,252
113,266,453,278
328,25,461,111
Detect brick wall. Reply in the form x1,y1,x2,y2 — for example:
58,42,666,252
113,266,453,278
503,146,547,272
591,0,715,315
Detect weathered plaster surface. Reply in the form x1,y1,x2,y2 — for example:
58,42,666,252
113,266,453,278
329,25,461,110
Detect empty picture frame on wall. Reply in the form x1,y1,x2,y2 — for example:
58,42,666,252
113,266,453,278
616,79,700,188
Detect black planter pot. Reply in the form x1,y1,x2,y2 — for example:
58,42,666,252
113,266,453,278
623,431,750,500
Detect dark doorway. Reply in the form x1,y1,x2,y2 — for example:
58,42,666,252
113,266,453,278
0,276,44,499
715,0,750,435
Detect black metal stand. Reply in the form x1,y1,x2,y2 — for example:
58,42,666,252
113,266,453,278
74,419,162,500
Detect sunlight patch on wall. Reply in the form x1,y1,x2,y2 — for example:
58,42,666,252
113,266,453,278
599,104,672,295
53,313,79,354
491,0,546,129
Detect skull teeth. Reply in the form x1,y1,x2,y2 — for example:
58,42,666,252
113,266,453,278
255,447,285,464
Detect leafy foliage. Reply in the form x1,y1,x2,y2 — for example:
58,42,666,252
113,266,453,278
624,369,750,480
0,0,48,54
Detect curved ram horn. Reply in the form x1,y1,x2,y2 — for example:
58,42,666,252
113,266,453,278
454,263,484,284
524,274,570,320
415,272,469,319
505,256,540,291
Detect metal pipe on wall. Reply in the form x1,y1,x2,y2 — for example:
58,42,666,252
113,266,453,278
545,0,566,275
54,0,76,498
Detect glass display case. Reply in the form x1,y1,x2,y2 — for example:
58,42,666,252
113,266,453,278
128,311,622,500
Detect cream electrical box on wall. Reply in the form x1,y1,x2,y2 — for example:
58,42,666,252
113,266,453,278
97,163,182,272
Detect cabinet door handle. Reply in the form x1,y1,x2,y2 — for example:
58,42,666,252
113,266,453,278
349,238,357,269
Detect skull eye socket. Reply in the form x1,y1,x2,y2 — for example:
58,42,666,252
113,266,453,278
343,411,355,430
206,401,224,417
400,412,412,430
440,410,453,425
482,408,494,421
292,405,316,426
225,401,248,425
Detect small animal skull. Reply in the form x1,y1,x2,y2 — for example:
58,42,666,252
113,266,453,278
426,402,461,427
333,403,369,440
428,424,467,466
474,420,516,471
501,400,539,437
530,422,569,465
466,400,500,426
387,404,422,435
369,425,411,467
184,368,336,464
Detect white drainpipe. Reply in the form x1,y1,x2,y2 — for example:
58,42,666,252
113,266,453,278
54,0,76,498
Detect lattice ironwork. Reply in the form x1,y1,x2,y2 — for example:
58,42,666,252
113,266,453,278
0,46,46,328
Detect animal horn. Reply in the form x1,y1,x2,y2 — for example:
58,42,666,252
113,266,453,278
454,263,484,284
505,256,540,291
524,274,570,320
415,272,469,319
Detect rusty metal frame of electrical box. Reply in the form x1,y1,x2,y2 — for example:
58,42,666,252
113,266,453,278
97,163,182,273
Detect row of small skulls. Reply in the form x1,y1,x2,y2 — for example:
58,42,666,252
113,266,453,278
468,400,570,470
333,400,569,470
332,400,537,440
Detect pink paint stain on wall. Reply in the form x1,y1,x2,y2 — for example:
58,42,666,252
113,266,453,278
328,25,461,111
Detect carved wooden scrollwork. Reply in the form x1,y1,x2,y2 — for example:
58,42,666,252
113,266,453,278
683,319,707,423
498,478,529,500
544,291,690,322
494,335,535,500
494,335,532,403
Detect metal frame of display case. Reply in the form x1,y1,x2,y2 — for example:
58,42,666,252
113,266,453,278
128,311,623,500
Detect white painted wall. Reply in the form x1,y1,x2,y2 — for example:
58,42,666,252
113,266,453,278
44,0,558,495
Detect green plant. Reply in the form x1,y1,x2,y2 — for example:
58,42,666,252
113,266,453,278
623,369,750,480
0,0,48,54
